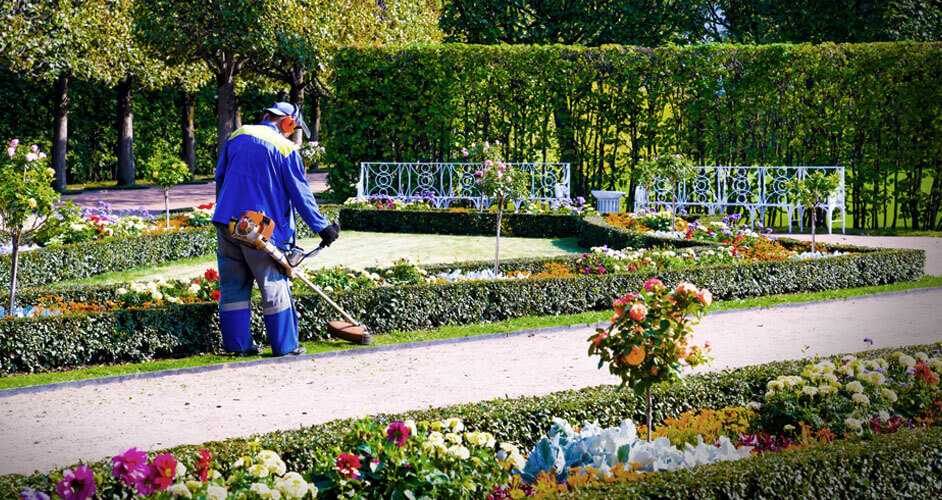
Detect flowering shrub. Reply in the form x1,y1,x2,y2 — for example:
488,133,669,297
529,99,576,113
343,195,434,211
759,350,942,438
639,407,757,448
574,246,738,275
115,269,220,307
30,447,316,500
311,417,507,499
304,266,379,293
300,140,326,166
185,203,214,227
588,280,712,395
521,198,598,217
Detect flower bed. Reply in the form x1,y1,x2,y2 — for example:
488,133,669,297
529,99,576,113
0,205,339,289
0,242,923,374
1,343,938,499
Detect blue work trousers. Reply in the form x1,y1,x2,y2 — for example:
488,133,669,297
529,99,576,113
215,224,299,355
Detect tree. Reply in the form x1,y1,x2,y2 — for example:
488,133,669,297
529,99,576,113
262,0,441,144
465,142,528,274
787,171,840,253
146,151,191,228
0,0,131,191
0,140,58,314
136,0,284,151
636,154,698,230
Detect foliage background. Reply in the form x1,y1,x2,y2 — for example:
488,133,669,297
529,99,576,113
326,42,942,230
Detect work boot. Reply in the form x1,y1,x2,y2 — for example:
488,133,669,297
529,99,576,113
231,346,260,357
284,346,306,356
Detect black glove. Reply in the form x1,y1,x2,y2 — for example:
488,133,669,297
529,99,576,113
318,223,340,247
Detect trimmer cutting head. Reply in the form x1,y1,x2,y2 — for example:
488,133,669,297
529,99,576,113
327,320,372,345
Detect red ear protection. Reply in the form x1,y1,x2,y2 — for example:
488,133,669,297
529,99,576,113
278,115,297,134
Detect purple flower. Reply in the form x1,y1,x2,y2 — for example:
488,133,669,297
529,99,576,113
575,196,586,207
474,170,483,178
386,421,411,447
9,138,19,147
863,337,874,345
111,447,149,490
19,488,49,500
55,465,96,500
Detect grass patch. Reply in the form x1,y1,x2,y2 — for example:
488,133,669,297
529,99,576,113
2,275,940,391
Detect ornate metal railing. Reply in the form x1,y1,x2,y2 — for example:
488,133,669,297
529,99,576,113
634,166,846,233
357,162,570,209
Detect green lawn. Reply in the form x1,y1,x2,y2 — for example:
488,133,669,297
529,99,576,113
4,275,940,391
60,231,583,286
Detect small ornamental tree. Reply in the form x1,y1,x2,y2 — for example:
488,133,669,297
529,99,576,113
787,171,840,253
146,151,191,228
588,278,712,440
636,154,698,230
0,140,58,313
464,142,528,274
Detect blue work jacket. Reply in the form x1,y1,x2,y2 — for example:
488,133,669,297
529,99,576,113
212,123,329,246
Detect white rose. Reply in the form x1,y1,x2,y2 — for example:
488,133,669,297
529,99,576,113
881,388,898,403
248,463,270,478
898,354,917,369
445,432,462,445
206,485,228,500
250,483,281,499
446,445,470,460
175,462,186,479
117,288,128,295
801,386,818,398
844,417,863,432
851,393,870,406
275,472,311,499
168,483,192,498
845,381,864,394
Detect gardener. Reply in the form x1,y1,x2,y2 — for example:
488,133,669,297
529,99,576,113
212,102,339,356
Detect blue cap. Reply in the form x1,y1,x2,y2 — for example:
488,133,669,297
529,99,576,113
264,102,310,138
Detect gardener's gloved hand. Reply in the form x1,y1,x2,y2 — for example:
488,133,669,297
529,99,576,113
318,223,340,247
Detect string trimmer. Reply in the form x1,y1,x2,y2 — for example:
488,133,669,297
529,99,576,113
227,210,371,345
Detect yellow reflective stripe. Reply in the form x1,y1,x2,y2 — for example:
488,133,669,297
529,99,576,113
228,125,297,157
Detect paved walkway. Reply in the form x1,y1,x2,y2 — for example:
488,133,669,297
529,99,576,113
62,173,328,212
776,233,941,275
0,288,939,475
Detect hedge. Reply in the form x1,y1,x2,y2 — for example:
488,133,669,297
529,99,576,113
0,343,936,497
338,207,583,238
0,243,924,374
326,42,942,231
566,426,942,499
0,206,340,289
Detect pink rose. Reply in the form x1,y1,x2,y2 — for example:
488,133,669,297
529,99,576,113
643,278,664,291
628,303,648,322
674,282,698,296
697,289,713,306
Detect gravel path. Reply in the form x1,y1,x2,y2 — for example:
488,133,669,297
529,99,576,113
1,288,940,475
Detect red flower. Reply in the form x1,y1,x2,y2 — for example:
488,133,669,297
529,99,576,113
196,448,212,482
335,453,362,479
211,290,221,301
914,362,939,385
386,421,411,447
643,278,664,291
591,330,609,347
203,269,220,282
145,453,176,492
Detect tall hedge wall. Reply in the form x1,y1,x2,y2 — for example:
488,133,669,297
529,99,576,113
327,42,942,230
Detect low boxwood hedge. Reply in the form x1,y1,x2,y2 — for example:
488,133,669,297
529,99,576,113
0,343,936,498
0,245,924,374
338,207,583,238
0,206,340,289
566,426,942,498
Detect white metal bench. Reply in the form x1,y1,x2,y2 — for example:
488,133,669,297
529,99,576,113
633,165,846,233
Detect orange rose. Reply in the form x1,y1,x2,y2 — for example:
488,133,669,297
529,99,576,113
626,345,646,366
628,303,648,322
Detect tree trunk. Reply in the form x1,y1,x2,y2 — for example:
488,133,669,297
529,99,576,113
7,231,20,315
52,72,70,192
494,196,503,276
116,76,136,186
180,91,197,173
646,389,653,442
289,69,305,145
216,68,239,152
164,189,171,228
811,208,817,253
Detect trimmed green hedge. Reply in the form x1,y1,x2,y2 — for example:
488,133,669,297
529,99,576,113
0,244,924,374
338,207,583,238
0,206,340,289
567,426,942,498
0,343,936,497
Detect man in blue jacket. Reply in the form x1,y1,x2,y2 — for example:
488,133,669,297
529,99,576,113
212,102,339,356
